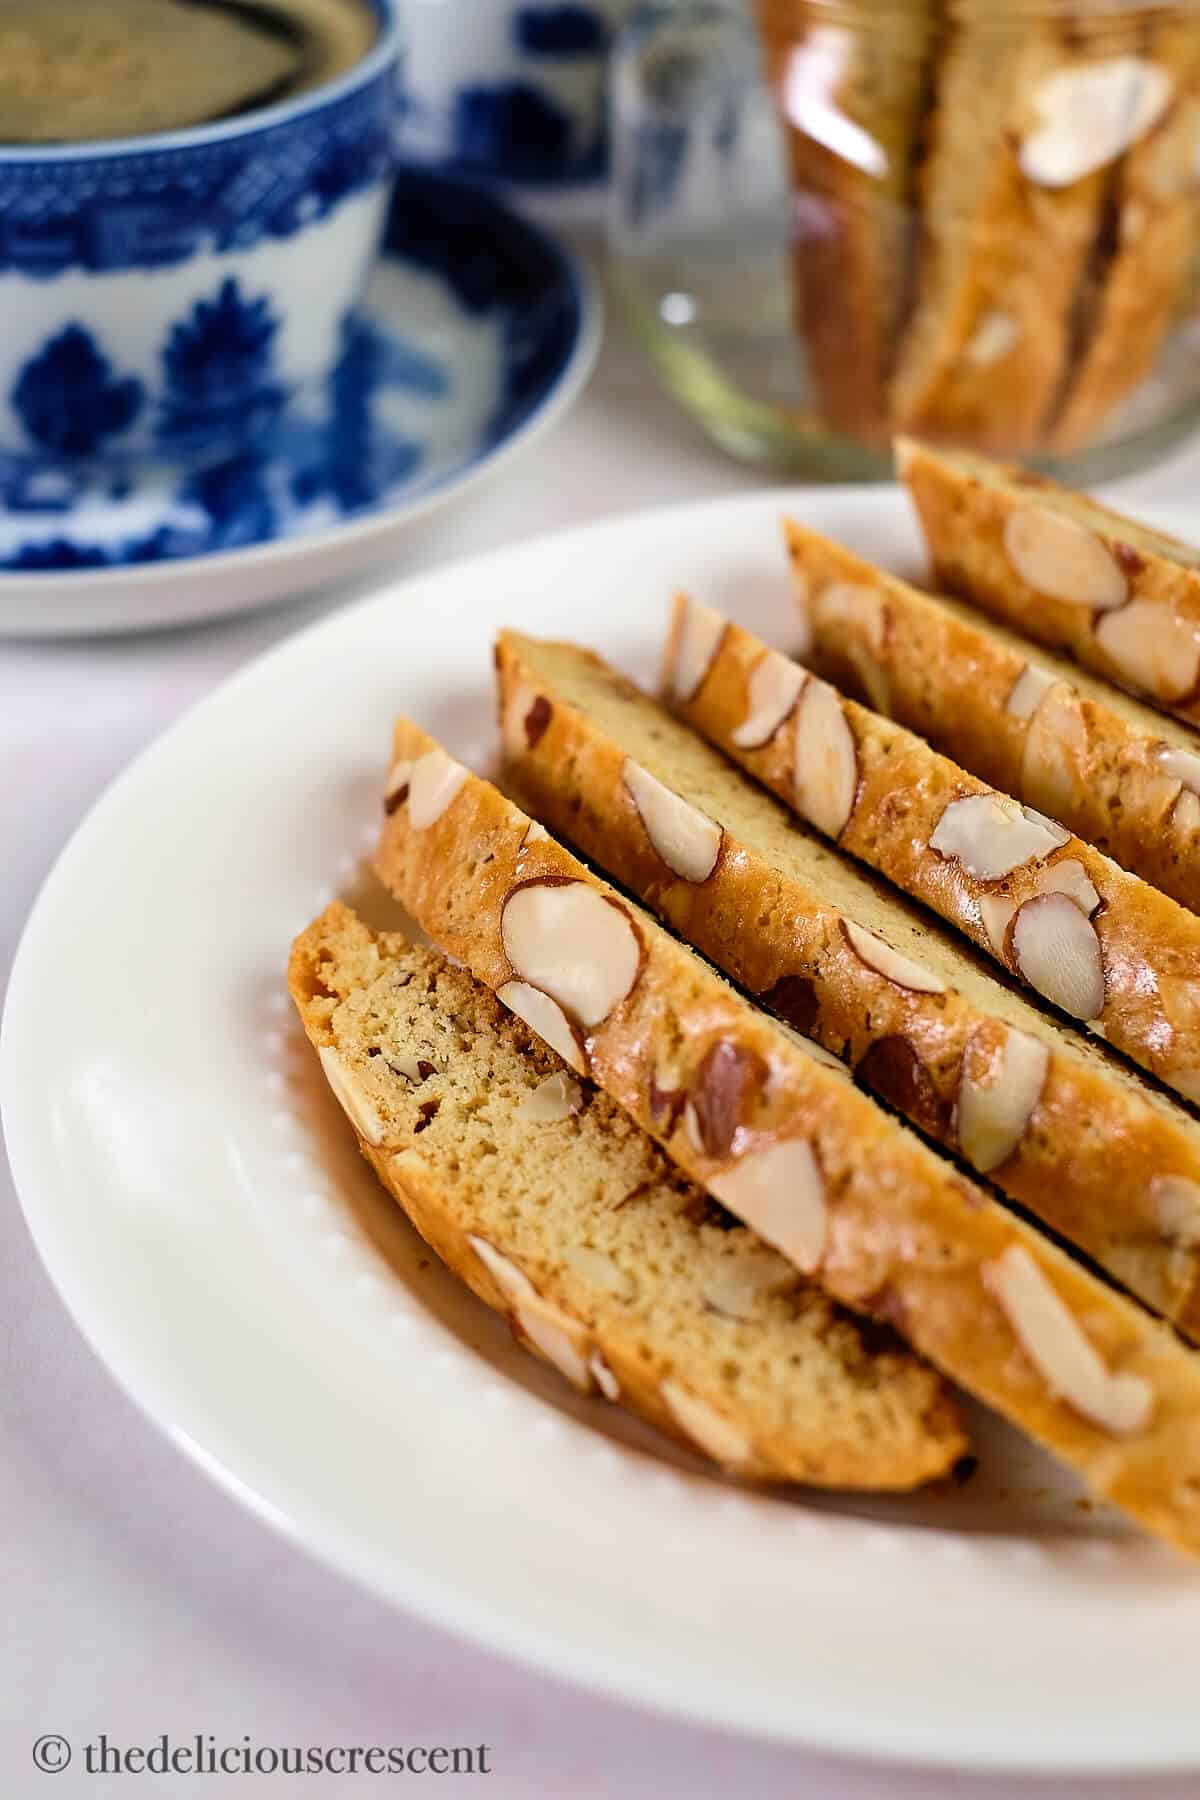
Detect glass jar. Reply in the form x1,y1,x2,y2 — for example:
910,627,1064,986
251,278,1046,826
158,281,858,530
609,0,1200,479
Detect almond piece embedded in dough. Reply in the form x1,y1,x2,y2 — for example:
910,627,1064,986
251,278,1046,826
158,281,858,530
318,1044,387,1146
731,649,805,749
501,680,553,760
979,893,1017,957
963,310,1020,367
686,1040,768,1160
562,1244,635,1299
497,979,586,1074
515,1296,593,1391
468,1233,538,1306
707,1137,827,1273
1010,891,1105,1020
661,1381,753,1468
984,1245,1153,1435
1019,682,1086,821
1151,1175,1200,1248
383,758,414,813
623,759,723,882
501,879,642,1029
1175,789,1200,835
1003,508,1128,610
1160,746,1200,795
1006,663,1056,721
841,920,945,994
407,747,469,829
517,1070,584,1124
1094,602,1200,704
1035,858,1100,917
929,792,1070,880
957,1026,1049,1174
702,1248,794,1322
813,580,891,713
1018,58,1173,189
793,677,857,839
666,596,725,703
589,1352,620,1400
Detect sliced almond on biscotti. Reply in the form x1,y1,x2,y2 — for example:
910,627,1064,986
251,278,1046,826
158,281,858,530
374,721,1200,1556
665,595,1200,1110
290,902,968,1490
785,518,1200,914
899,438,1200,730
496,626,1200,1346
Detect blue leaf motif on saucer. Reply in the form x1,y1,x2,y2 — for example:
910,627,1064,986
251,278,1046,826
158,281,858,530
11,325,143,458
158,278,287,455
0,170,590,579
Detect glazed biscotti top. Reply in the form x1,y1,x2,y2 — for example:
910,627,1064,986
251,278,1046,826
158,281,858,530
495,626,1200,1338
374,718,1200,1557
785,518,1200,915
664,592,1200,1109
289,902,965,1489
899,437,1200,728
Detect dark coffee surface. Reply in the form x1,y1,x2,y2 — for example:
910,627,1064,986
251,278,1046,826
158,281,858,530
0,0,378,144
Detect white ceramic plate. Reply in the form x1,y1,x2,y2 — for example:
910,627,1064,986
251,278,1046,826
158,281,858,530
6,489,1200,1772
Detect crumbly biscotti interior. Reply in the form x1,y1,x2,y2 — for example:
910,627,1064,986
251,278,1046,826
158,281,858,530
289,901,965,1489
506,629,1198,1141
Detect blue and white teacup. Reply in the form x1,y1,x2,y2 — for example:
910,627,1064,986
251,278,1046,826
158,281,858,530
401,0,636,186
0,0,402,470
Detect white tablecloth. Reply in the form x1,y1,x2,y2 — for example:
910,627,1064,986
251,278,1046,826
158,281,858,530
6,310,1200,1799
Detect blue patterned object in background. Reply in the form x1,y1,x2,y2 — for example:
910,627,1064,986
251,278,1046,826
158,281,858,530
0,0,401,464
0,79,396,280
12,326,144,458
0,170,587,574
402,1,632,186
157,280,287,453
515,5,609,54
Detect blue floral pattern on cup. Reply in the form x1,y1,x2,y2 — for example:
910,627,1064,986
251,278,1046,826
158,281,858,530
0,170,586,573
0,78,397,279
157,280,287,453
0,0,401,464
11,326,144,458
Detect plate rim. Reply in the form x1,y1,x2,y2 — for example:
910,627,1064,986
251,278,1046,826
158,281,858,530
8,485,1200,1773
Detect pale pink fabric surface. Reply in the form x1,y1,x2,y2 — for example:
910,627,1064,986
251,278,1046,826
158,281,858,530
6,323,1200,1798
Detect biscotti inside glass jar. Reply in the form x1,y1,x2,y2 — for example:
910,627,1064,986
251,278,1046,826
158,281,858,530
609,0,1200,479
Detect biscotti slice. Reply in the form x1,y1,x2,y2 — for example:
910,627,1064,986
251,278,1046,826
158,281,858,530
1048,23,1200,452
753,0,936,441
899,437,1200,728
497,627,1200,1337
289,902,964,1488
888,13,1152,452
664,594,1200,1108
786,519,1200,914
375,720,1200,1557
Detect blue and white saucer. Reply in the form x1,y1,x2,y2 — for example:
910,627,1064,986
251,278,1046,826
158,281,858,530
0,168,598,636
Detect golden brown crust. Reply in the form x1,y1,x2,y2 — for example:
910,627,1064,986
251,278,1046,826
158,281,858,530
900,438,1200,728
788,519,1200,915
887,16,1133,454
754,1,935,443
495,626,1200,1339
668,592,1200,1108
289,902,965,1489
374,722,1200,1557
1048,30,1200,451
